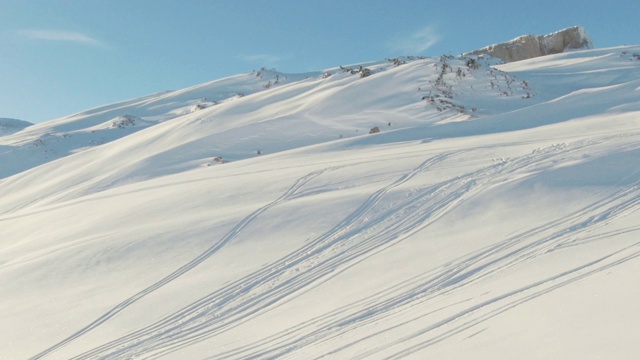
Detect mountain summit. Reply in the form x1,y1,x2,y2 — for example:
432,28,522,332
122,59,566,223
466,26,594,62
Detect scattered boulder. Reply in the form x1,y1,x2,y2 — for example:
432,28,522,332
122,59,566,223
369,127,380,134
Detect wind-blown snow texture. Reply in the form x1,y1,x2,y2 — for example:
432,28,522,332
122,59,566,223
2,46,640,359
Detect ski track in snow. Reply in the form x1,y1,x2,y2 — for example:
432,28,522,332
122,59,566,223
58,152,457,359
31,129,640,359
31,167,330,359
222,135,640,359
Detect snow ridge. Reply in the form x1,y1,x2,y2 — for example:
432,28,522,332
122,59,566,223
0,117,33,135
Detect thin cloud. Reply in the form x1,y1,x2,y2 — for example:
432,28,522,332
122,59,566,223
238,54,285,66
389,25,441,55
18,29,106,48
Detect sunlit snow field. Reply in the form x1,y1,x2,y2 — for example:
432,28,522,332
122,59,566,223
2,46,640,359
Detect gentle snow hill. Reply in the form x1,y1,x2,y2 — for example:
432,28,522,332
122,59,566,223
0,53,545,205
2,45,640,359
0,69,309,179
0,118,33,135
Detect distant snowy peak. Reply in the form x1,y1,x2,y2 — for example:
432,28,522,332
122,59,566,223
465,26,594,63
0,118,33,135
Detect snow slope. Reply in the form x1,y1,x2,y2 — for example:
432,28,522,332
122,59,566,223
1,46,640,359
0,118,33,136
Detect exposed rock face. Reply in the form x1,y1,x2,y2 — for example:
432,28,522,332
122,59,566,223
465,26,594,63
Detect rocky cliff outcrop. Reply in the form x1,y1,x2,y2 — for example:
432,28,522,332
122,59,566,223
465,26,594,63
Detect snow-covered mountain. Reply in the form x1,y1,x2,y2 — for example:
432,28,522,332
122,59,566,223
2,39,640,359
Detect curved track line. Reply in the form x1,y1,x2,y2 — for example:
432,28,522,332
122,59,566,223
46,134,640,359
68,153,458,359
31,168,327,360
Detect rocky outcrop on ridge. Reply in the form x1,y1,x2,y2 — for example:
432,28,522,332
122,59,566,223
465,26,594,63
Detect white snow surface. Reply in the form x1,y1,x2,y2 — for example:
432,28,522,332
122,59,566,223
2,47,640,359
0,118,33,136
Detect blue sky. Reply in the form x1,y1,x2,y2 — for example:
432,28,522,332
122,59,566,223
1,0,638,123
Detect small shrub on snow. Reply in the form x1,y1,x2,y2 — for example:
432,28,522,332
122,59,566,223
358,66,372,78
388,57,406,66
466,58,481,70
111,115,137,128
339,65,373,78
